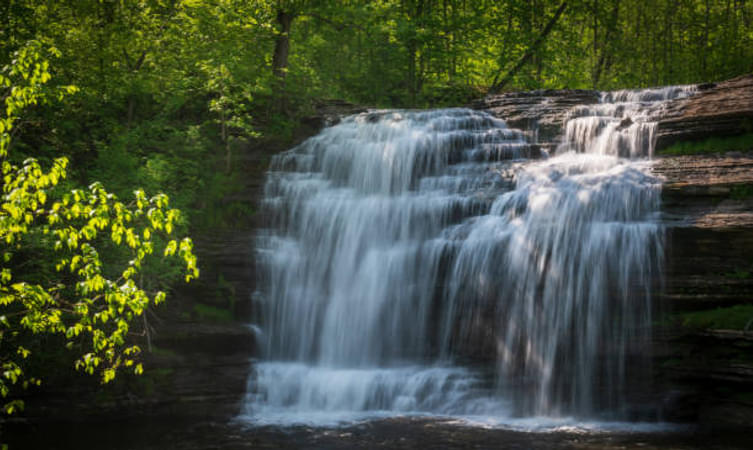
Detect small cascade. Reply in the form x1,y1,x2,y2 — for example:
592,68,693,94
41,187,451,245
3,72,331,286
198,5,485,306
560,85,696,157
242,87,694,426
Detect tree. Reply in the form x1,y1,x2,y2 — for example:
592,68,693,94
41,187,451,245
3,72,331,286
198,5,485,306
488,1,568,94
0,42,198,415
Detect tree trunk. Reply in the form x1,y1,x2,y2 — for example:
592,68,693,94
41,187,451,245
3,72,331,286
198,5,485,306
408,43,417,105
124,50,147,126
702,0,710,78
271,9,295,113
221,109,232,173
272,10,294,84
591,0,599,88
592,0,620,89
489,1,568,94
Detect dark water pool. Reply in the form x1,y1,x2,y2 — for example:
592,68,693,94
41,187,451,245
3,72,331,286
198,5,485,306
3,417,750,449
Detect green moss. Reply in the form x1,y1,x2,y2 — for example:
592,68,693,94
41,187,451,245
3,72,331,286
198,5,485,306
149,367,175,379
674,304,753,330
133,367,176,397
660,358,684,368
730,184,753,200
215,274,237,309
659,132,753,156
149,346,180,358
135,373,156,397
192,303,233,322
734,392,753,404
725,268,753,279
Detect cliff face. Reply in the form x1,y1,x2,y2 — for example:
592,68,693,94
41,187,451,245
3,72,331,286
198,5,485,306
648,78,753,427
475,76,753,427
655,75,753,151
134,80,753,426
653,153,753,427
470,89,600,147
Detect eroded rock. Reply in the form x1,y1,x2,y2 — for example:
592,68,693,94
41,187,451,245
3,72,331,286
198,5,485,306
652,151,753,429
471,89,600,143
656,75,753,150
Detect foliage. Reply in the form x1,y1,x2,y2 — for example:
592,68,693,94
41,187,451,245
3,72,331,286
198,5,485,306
262,0,753,105
0,43,198,414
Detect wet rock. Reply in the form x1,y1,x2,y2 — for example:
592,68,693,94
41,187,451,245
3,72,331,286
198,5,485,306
655,75,753,150
617,117,633,130
653,152,753,229
652,152,753,429
471,89,600,143
301,99,369,128
653,153,753,308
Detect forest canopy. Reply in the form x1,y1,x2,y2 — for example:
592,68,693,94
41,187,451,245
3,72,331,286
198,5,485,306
3,1,752,112
3,0,750,216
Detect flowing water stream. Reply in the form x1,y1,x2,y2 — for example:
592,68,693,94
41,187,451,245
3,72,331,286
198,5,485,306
240,86,696,428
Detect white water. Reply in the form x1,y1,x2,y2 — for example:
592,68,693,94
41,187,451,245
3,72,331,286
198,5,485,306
241,86,695,428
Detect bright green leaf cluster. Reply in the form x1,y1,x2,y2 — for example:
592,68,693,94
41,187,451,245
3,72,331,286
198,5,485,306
0,42,198,415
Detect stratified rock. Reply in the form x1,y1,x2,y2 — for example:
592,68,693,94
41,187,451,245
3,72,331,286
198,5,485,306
651,121,753,319
652,151,753,429
655,75,753,150
471,89,600,144
653,153,753,310
301,99,369,129
654,152,753,228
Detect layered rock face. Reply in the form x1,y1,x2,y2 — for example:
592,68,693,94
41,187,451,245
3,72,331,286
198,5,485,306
653,153,753,427
475,76,753,427
655,75,753,150
470,89,600,146
650,77,753,427
475,74,753,155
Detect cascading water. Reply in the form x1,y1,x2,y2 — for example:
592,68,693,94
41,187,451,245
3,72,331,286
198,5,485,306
240,86,695,427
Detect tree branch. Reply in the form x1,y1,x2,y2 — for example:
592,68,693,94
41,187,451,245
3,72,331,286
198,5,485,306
488,1,568,94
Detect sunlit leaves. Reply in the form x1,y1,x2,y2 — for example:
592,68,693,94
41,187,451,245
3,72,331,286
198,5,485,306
0,43,198,416
1,43,77,158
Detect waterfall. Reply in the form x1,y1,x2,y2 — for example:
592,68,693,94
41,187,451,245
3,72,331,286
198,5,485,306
241,87,694,426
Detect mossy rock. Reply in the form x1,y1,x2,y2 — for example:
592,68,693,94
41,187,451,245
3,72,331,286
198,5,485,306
658,132,753,156
668,304,753,330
